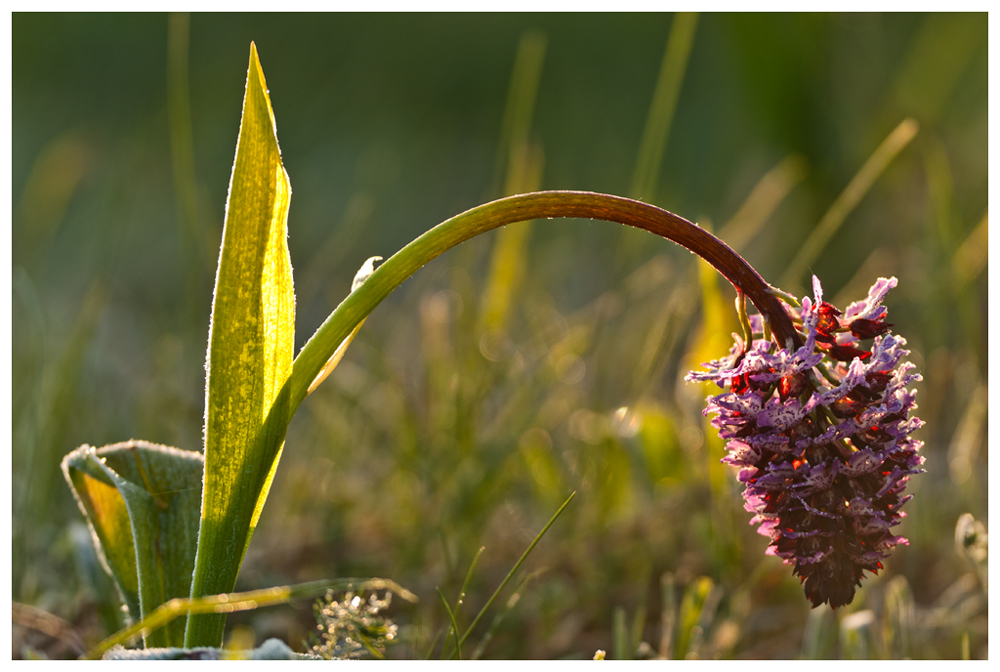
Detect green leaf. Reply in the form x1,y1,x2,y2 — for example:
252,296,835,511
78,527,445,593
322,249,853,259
185,42,295,647
304,256,381,396
62,441,205,648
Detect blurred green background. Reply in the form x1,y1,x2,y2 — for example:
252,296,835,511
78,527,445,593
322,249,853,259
11,13,987,659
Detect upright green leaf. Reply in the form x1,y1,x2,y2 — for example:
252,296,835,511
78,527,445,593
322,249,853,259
185,42,295,647
62,441,205,648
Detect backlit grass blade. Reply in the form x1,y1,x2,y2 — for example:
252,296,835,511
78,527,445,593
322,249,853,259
454,491,575,654
185,42,295,648
436,587,462,660
780,118,918,289
469,574,531,660
717,153,809,253
480,28,546,335
630,12,698,203
616,12,698,267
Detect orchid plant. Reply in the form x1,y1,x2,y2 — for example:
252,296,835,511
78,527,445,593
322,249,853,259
61,43,923,657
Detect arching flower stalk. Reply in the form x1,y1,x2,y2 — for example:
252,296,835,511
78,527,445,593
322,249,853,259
687,276,924,608
288,190,924,613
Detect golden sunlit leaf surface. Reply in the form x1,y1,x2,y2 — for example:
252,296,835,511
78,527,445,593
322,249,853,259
187,42,295,647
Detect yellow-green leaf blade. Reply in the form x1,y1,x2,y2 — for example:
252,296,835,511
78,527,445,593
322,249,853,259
186,42,295,648
62,448,141,623
62,441,205,648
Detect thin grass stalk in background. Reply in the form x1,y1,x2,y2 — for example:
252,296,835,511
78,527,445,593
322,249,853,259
780,118,918,289
167,11,203,296
923,135,986,366
436,587,462,659
951,211,988,290
469,574,531,660
480,28,547,336
453,546,485,625
14,130,90,262
800,604,834,659
453,491,576,655
612,606,630,659
14,282,107,593
716,153,808,253
489,28,548,200
629,12,699,203
616,12,699,270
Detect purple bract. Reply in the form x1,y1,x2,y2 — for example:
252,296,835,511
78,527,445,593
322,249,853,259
687,276,924,608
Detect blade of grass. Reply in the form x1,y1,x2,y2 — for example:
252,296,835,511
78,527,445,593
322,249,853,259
15,130,90,260
617,12,699,269
951,211,988,289
800,603,833,659
296,193,374,309
489,28,547,198
882,576,915,659
630,12,699,202
455,546,485,619
612,607,630,660
18,280,107,577
717,153,809,253
479,143,544,335
423,628,443,660
631,604,648,658
84,577,416,660
436,587,462,660
674,576,714,659
780,118,918,289
167,12,203,293
438,546,485,659
469,573,531,660
481,28,547,335
658,573,676,659
688,581,722,659
454,491,575,653
886,13,985,125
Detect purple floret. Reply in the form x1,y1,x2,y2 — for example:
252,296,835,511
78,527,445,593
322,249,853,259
686,276,924,608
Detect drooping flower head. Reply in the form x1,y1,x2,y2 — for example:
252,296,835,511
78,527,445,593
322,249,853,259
687,276,924,608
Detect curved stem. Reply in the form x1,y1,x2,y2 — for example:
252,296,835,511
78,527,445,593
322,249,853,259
290,190,800,414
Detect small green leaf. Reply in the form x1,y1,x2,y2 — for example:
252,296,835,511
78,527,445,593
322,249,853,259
62,441,205,648
305,256,381,396
185,42,295,647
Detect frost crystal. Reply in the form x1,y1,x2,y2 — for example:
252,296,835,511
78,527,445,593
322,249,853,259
309,591,397,659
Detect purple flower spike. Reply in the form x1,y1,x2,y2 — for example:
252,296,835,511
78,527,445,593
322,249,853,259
686,276,924,608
